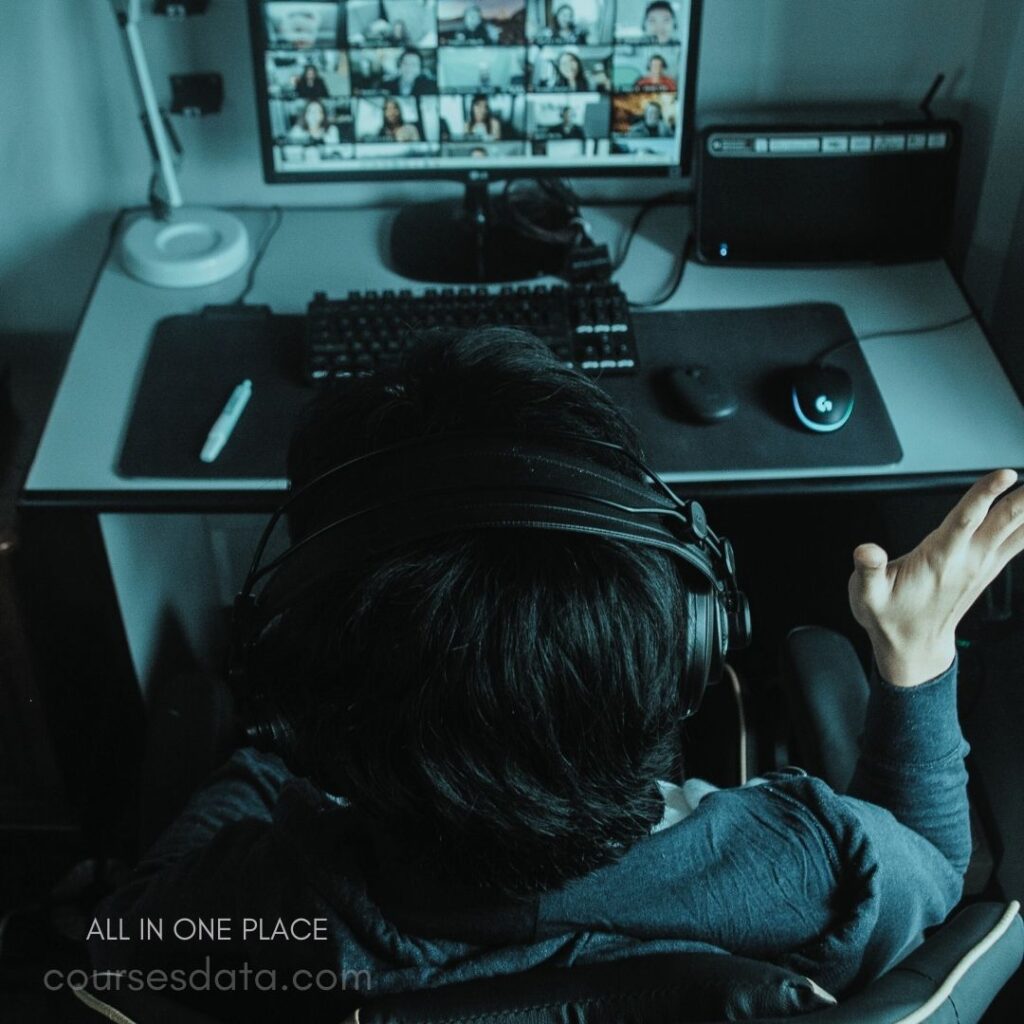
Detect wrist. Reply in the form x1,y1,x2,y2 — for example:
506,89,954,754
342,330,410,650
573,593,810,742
870,634,957,688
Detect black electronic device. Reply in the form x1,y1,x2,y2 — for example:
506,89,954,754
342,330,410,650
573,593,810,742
247,0,704,282
169,72,224,116
229,433,751,782
789,364,855,434
696,108,960,265
303,282,639,384
663,364,738,424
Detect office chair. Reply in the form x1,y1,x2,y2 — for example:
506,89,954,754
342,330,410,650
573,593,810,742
68,629,1023,1024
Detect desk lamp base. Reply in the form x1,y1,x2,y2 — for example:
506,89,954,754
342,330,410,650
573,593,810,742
121,207,250,288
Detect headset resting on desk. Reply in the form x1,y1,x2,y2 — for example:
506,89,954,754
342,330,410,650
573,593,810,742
229,433,752,787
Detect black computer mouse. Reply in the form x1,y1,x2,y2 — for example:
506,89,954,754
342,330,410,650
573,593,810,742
663,364,739,424
790,364,854,432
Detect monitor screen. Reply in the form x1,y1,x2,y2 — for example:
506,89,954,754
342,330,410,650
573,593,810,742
250,0,700,179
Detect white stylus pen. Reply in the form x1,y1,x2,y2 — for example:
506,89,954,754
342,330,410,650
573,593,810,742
200,379,253,464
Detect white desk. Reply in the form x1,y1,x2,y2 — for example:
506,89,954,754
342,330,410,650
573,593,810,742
17,202,1024,741
24,205,1024,500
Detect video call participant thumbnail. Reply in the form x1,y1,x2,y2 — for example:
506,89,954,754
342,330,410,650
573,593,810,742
438,93,525,141
286,98,342,143
355,94,441,144
346,0,440,48
464,93,502,138
264,53,350,99
525,94,609,140
264,1,342,48
630,51,678,91
613,0,685,43
439,0,526,45
351,47,439,94
604,42,681,92
293,62,330,97
387,47,439,95
438,46,528,92
530,46,612,91
527,0,613,46
611,91,676,138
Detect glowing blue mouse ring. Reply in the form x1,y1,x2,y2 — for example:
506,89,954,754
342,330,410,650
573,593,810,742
791,388,854,433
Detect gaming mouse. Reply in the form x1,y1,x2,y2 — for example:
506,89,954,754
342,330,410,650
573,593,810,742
663,364,739,424
790,364,854,432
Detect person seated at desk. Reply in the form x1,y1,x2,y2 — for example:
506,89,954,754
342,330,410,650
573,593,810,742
89,330,1023,1019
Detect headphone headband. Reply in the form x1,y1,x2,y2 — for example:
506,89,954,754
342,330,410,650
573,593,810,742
242,437,735,625
231,433,751,750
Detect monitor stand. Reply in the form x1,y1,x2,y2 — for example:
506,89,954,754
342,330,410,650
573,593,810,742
389,174,565,284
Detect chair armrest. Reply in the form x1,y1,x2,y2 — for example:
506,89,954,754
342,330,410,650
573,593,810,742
757,901,1023,1024
780,626,869,792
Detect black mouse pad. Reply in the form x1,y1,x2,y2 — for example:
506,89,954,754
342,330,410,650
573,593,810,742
119,307,309,480
600,301,902,476
118,302,900,480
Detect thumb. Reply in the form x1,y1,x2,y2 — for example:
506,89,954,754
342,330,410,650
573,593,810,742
850,543,890,607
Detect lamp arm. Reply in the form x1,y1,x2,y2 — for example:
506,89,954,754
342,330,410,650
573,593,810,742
114,0,184,208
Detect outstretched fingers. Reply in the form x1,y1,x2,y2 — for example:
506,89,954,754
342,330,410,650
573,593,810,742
973,480,1024,552
939,469,1018,544
995,516,1024,567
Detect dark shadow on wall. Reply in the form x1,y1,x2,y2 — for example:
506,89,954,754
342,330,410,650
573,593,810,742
0,210,123,336
989,183,1024,403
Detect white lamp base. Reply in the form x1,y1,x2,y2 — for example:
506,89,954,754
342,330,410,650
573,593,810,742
121,207,251,288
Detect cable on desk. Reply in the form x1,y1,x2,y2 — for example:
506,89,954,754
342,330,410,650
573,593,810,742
614,190,694,271
855,311,975,342
813,311,977,366
232,205,284,305
628,232,693,310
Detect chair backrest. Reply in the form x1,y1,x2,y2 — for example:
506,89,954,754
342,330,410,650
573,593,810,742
346,951,834,1024
68,902,1024,1024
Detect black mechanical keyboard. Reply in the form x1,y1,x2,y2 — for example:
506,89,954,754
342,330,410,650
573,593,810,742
303,282,639,384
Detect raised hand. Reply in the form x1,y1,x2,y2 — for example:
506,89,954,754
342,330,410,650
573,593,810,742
848,469,1024,686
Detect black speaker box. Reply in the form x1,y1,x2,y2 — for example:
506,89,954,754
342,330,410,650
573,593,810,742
696,111,960,265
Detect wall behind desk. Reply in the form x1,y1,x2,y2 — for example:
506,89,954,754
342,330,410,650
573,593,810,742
0,0,1021,334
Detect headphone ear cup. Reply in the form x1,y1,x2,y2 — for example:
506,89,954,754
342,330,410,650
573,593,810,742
680,582,714,719
708,596,728,684
728,591,752,651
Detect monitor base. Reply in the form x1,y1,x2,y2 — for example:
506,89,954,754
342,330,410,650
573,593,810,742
389,179,565,284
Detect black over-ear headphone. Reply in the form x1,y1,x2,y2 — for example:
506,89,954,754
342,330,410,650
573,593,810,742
228,433,751,783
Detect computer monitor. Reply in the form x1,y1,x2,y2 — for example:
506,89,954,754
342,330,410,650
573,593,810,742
248,0,702,280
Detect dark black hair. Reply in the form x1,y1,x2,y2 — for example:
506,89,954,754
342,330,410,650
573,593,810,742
644,0,675,22
277,330,688,899
468,93,492,121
